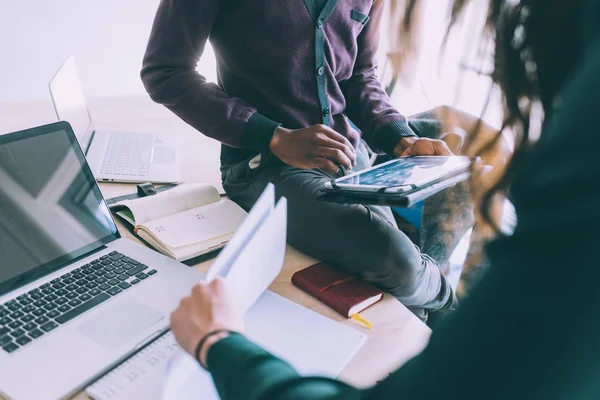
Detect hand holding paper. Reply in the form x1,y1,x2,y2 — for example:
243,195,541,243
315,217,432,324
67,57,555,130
170,183,287,359
169,278,244,363
204,183,287,313
161,184,365,400
163,183,289,399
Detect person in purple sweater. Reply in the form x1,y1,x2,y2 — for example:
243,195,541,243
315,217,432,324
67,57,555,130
142,0,467,320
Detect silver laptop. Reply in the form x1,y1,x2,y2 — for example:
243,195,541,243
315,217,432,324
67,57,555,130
49,55,180,183
0,122,201,400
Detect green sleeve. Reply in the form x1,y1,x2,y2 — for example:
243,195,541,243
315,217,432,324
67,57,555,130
207,334,360,400
207,38,600,400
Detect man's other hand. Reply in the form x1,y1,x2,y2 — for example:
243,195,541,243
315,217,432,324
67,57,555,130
269,125,357,174
393,137,454,157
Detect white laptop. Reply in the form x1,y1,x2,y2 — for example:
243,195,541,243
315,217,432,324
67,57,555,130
0,122,199,400
49,55,180,183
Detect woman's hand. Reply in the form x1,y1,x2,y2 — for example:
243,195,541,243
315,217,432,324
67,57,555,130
170,278,244,366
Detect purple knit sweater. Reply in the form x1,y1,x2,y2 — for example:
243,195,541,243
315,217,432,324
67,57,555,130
141,0,416,164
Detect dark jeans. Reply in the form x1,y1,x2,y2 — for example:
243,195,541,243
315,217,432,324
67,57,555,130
221,113,467,321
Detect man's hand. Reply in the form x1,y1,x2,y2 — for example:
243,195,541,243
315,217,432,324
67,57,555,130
393,137,454,157
269,125,357,174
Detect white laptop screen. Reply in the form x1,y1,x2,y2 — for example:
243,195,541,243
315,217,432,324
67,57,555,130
0,123,118,296
49,55,94,151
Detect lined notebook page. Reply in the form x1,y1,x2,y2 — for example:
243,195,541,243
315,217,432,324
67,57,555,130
141,199,247,248
86,333,178,400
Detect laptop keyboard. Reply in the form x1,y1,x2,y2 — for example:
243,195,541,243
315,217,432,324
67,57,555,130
0,252,158,354
99,134,152,177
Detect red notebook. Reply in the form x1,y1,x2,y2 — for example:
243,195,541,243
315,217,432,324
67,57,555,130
291,262,383,317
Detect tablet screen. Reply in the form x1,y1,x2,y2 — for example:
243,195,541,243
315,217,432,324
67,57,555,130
335,156,470,188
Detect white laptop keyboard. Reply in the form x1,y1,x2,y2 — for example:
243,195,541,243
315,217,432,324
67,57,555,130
0,252,158,354
100,134,152,177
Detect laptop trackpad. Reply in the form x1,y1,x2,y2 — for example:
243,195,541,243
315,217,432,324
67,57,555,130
78,298,163,350
152,147,176,164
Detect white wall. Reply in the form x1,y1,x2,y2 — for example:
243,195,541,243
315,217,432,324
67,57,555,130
0,0,499,127
0,0,217,102
383,0,503,128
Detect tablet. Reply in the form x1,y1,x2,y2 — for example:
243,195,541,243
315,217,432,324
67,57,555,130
324,156,471,194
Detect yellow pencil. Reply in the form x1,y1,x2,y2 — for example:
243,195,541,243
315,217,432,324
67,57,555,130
350,313,373,329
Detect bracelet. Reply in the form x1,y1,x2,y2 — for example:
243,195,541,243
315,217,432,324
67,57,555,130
194,329,234,369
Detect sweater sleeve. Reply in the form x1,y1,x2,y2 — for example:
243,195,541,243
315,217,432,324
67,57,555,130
141,0,280,152
341,0,417,156
206,334,360,400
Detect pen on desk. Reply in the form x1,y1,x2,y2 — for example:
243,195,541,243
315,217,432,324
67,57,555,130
350,313,373,329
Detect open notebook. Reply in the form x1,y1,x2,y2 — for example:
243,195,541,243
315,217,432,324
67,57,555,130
110,183,247,261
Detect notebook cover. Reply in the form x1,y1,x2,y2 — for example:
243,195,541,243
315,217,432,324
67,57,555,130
291,262,383,317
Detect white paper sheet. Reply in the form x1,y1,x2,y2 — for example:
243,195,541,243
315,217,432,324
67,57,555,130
225,197,287,313
205,184,274,282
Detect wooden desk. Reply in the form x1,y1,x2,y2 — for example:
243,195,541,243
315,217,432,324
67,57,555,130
0,97,431,399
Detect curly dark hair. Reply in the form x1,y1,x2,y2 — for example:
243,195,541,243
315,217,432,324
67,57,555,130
403,0,586,231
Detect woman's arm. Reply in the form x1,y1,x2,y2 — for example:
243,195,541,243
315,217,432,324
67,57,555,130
200,40,600,400
169,279,362,399
206,334,360,400
172,41,600,397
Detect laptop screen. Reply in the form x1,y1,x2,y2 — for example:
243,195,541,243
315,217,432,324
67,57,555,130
0,123,118,296
49,55,94,151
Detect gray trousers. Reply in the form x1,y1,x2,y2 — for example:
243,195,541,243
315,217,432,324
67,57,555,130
221,114,466,321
